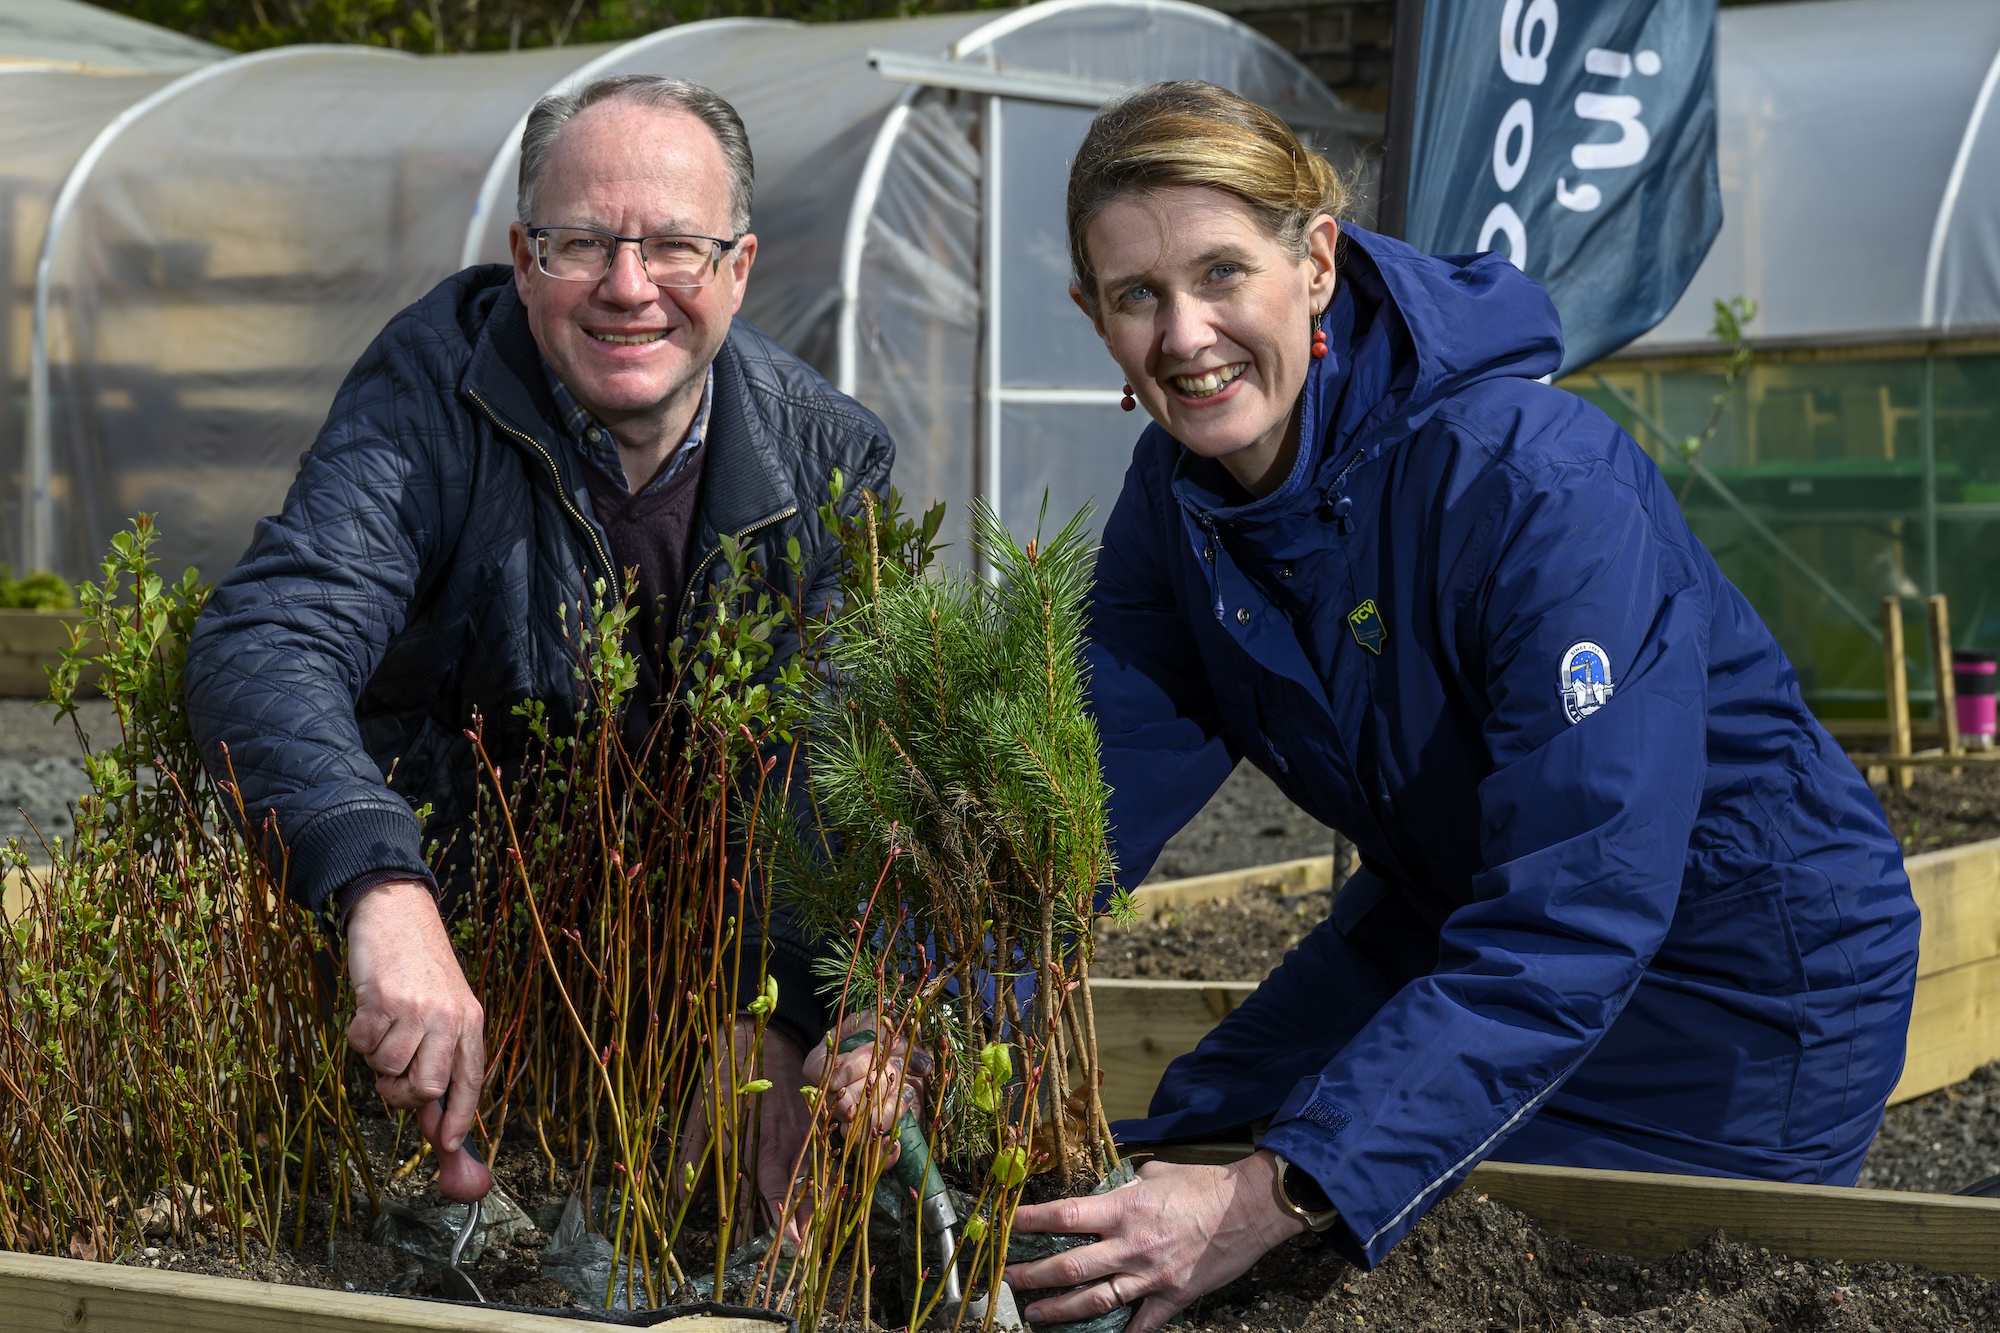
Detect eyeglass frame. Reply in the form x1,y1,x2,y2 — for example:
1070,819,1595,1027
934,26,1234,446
525,224,743,287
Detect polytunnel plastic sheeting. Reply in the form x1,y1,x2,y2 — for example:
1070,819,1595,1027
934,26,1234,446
1638,0,2000,350
846,92,982,546
0,69,169,564
0,0,222,74
953,0,1338,131
42,43,600,582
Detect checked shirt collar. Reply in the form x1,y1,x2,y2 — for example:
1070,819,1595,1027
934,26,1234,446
542,361,714,496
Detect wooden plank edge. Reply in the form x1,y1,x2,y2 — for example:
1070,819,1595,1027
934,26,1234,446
1470,1158,2000,1276
1128,855,1334,916
0,1248,608,1333
1847,751,2000,767
1135,1149,2000,1279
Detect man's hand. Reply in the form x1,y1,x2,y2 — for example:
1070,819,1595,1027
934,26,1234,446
1002,1151,1307,1333
800,1010,931,1150
677,1019,816,1241
344,878,490,1202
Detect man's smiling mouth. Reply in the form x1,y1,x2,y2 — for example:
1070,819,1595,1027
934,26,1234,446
588,330,668,345
1171,364,1246,398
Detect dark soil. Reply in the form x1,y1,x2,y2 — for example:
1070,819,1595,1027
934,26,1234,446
1093,884,1326,981
1144,766,1336,884
1869,767,2000,857
123,1107,584,1308
1169,1186,1997,1331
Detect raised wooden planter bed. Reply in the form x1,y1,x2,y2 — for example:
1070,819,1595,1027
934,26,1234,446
1094,836,2000,1123
0,1247,781,1332
0,607,95,697
1159,1142,2000,1275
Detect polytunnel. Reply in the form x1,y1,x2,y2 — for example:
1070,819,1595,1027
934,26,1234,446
1566,0,2000,716
9,1,1374,584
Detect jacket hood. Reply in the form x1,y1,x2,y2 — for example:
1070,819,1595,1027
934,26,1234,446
1173,225,1563,521
1344,224,1563,412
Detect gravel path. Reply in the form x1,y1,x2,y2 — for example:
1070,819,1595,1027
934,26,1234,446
1858,1061,2000,1194
0,698,112,853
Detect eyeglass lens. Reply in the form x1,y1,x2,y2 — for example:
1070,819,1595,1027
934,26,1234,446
537,228,722,287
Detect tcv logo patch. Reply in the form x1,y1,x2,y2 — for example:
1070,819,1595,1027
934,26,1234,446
1560,641,1614,723
1348,600,1386,655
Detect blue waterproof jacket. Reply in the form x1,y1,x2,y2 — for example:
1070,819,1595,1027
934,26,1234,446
1089,227,1921,1268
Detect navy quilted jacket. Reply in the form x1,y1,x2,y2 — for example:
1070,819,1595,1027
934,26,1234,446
185,266,891,1036
1091,228,1919,1266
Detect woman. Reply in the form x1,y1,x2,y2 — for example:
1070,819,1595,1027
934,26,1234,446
997,81,1921,1331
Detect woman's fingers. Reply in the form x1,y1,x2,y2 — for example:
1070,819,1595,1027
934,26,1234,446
1128,1294,1186,1333
1013,1277,1139,1326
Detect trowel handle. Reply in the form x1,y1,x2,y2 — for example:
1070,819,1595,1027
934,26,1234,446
836,1030,947,1203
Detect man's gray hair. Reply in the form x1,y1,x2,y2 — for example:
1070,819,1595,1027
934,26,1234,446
517,75,754,234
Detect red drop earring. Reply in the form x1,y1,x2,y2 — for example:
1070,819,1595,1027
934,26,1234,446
1311,312,1329,360
1120,383,1136,412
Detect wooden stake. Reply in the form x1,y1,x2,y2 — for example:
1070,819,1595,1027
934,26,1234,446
1930,594,1961,774
1884,596,1914,789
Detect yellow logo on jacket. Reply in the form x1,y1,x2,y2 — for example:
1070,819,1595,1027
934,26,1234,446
1348,600,1385,655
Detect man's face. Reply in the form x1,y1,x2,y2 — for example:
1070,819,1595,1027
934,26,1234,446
509,101,756,430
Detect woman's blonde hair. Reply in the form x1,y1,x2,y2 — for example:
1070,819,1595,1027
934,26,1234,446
1066,80,1349,314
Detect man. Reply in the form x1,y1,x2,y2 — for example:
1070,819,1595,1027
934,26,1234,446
185,76,890,1208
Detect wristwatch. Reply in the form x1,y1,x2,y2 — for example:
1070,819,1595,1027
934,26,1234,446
1271,1153,1340,1232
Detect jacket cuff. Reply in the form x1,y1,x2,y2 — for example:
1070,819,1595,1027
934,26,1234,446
282,801,434,919
1260,1090,1371,1268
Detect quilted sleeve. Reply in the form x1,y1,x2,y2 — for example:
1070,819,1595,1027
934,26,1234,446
184,328,467,917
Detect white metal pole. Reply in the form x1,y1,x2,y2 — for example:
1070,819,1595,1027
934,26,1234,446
978,91,1004,576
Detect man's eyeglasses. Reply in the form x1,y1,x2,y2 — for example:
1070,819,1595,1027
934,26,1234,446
528,226,739,288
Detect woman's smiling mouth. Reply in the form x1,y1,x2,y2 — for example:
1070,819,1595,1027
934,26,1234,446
1170,363,1247,399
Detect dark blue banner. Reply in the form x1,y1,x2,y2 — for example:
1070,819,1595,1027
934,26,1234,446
1403,0,1723,373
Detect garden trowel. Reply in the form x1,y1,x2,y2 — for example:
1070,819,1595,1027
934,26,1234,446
839,1031,1019,1328
438,1097,485,1303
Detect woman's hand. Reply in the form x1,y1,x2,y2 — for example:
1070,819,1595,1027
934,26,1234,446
801,1010,933,1154
1003,1151,1307,1333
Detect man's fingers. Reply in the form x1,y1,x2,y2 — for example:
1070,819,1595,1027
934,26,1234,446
358,1015,422,1083
346,1006,393,1059
441,1029,485,1153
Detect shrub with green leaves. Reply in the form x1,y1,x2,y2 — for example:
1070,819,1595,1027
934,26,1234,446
0,564,74,610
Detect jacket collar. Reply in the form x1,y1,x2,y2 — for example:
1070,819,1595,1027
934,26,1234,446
700,333,797,540
460,279,583,484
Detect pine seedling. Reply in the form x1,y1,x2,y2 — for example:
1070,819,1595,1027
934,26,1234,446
771,492,1119,1272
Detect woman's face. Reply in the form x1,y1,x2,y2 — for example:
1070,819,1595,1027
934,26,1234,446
1077,186,1338,497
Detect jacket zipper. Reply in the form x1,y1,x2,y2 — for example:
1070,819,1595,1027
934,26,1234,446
467,386,624,605
678,506,800,630
1196,514,1227,622
1320,446,1369,534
